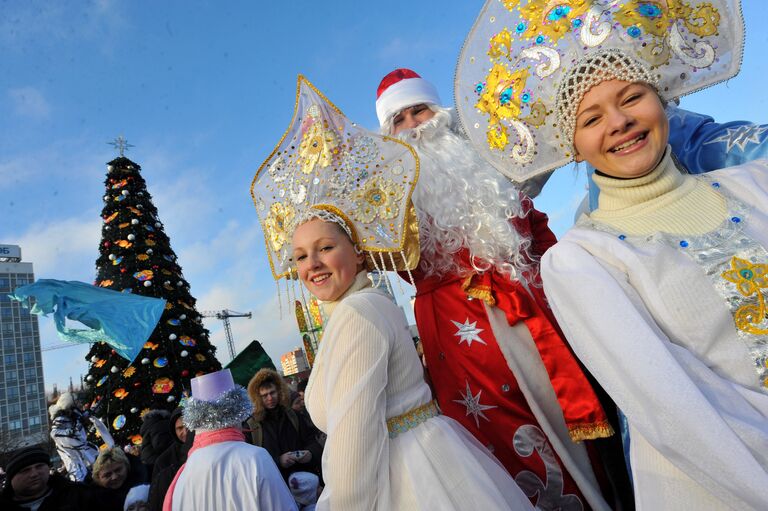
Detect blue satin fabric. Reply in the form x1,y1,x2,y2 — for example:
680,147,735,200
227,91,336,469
10,279,166,363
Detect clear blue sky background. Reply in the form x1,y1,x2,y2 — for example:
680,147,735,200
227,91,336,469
3,1,767,391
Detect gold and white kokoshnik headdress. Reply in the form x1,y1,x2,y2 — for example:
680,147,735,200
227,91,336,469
251,76,421,306
455,0,745,182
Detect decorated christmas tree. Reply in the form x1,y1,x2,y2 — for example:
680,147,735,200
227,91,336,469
83,142,221,446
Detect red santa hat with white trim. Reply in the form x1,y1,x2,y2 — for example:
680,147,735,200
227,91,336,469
375,68,441,128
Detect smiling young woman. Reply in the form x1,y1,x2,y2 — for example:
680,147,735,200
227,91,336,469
290,210,535,511
253,77,536,511
452,0,768,508
573,80,669,180
539,49,768,511
292,218,365,303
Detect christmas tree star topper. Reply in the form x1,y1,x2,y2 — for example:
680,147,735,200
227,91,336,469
108,135,135,157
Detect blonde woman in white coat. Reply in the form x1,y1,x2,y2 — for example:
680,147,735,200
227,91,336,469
294,213,534,511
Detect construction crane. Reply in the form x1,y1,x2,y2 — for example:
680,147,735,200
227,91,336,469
199,310,252,361
41,343,79,352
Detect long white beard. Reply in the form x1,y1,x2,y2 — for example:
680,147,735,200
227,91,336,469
396,107,533,280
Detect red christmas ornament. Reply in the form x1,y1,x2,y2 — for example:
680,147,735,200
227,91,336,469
121,268,127,273
181,370,189,377
133,381,142,388
103,241,111,247
111,349,117,355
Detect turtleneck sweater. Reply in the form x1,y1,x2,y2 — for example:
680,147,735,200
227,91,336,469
317,270,372,319
590,146,727,236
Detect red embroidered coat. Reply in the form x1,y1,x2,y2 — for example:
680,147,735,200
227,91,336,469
411,202,612,511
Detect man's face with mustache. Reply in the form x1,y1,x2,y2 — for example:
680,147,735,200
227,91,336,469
391,104,435,135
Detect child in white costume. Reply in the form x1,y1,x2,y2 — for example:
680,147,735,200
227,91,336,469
454,1,768,509
252,76,535,510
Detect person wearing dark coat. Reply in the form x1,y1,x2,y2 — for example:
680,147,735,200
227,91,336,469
246,369,323,482
139,410,172,476
147,407,193,511
0,445,101,511
149,407,186,477
147,431,193,511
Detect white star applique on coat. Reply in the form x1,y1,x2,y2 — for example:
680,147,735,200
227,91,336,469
453,380,497,428
451,318,487,347
704,125,768,152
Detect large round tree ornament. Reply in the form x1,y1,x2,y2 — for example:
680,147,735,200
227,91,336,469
113,415,127,430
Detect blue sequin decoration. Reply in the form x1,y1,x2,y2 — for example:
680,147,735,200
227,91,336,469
516,22,527,33
536,35,545,44
618,234,627,240
475,82,484,95
627,26,642,38
547,5,571,21
637,3,663,18
731,216,742,223
572,18,583,28
680,240,689,248
499,87,514,105
711,182,721,188
521,93,531,103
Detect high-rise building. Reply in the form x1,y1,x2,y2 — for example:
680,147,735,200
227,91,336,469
280,347,310,377
0,244,48,452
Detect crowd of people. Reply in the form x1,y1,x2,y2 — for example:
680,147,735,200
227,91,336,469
0,367,324,511
4,0,768,509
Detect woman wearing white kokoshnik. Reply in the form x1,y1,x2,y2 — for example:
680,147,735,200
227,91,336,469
251,76,535,510
455,0,768,509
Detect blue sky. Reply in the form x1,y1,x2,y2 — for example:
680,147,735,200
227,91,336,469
3,1,767,391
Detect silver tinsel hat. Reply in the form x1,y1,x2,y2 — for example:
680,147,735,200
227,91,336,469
454,0,745,182
182,369,252,431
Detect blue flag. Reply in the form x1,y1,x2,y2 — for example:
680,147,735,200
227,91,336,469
10,279,166,363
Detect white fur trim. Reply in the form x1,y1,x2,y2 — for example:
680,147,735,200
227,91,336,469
57,392,75,410
376,77,441,127
123,484,150,510
49,392,76,419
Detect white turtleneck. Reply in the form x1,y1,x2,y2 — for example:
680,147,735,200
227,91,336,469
316,270,372,320
590,146,727,236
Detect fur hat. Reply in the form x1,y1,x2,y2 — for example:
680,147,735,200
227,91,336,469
376,68,441,128
123,484,150,510
247,368,290,422
48,392,76,419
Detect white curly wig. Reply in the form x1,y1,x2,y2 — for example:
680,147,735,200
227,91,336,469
391,105,534,281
